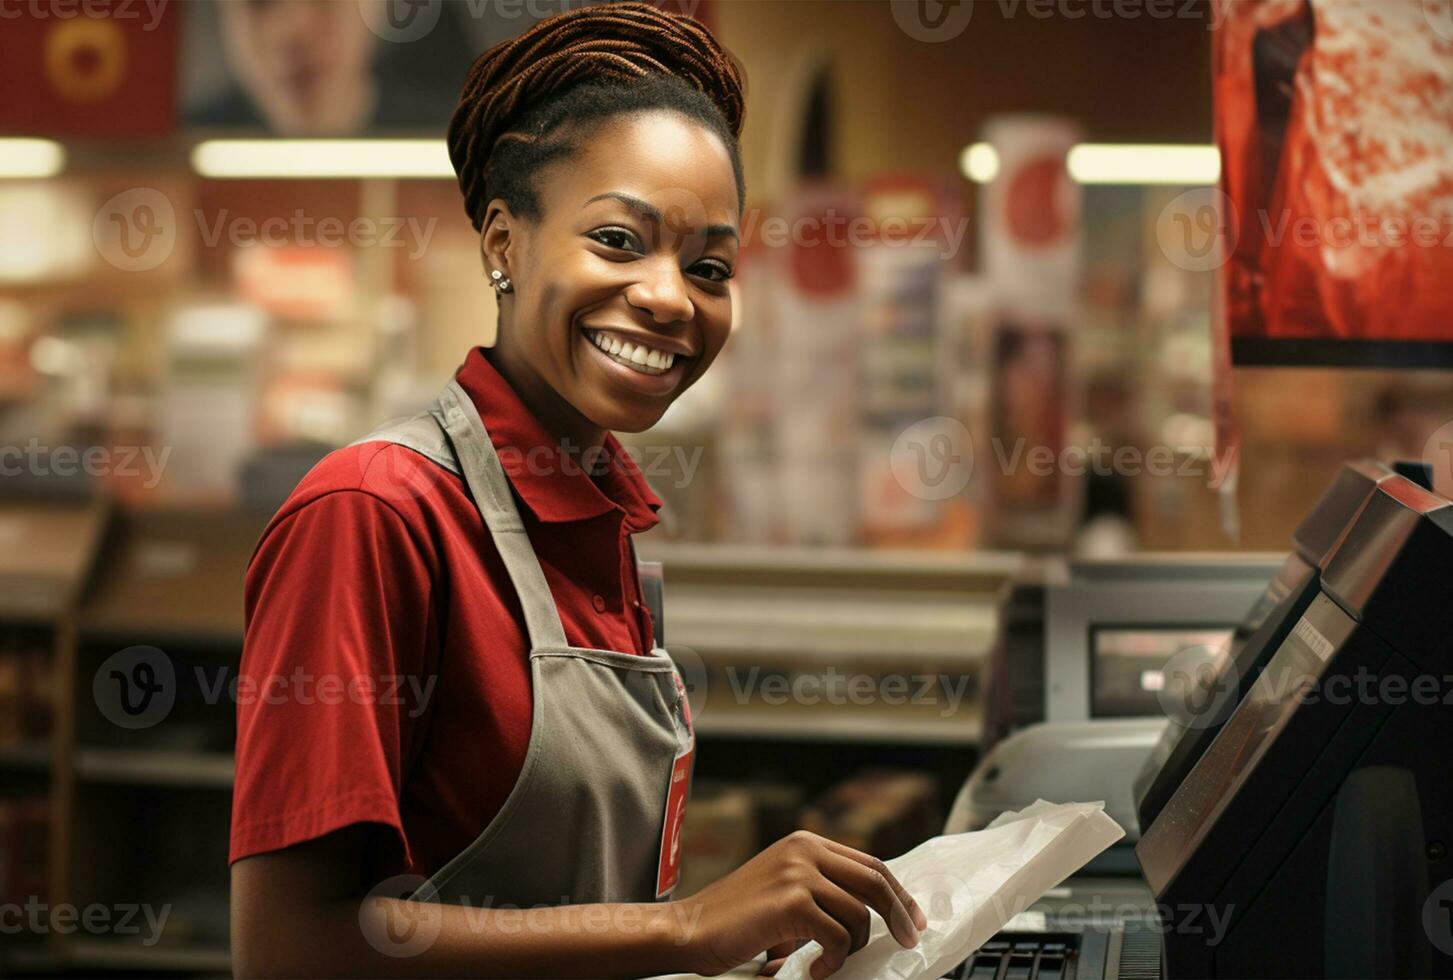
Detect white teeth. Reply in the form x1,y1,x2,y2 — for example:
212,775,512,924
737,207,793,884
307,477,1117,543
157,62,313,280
585,328,681,375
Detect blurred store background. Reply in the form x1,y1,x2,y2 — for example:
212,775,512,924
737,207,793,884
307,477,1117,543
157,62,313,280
1,0,1451,975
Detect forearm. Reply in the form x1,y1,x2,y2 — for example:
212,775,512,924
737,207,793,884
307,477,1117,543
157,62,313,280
236,896,708,979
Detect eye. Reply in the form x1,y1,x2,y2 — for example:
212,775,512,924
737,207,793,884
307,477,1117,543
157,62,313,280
587,227,641,253
690,259,734,284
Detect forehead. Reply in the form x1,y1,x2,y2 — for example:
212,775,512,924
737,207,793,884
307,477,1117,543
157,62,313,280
542,111,739,228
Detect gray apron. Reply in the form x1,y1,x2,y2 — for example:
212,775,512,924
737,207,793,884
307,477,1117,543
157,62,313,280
354,378,695,908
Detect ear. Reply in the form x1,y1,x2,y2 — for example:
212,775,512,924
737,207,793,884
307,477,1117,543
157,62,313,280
479,198,515,283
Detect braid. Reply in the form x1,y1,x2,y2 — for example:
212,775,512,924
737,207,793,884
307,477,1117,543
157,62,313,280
449,1,747,231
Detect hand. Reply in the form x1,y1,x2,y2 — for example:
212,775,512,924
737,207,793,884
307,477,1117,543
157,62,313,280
670,830,928,979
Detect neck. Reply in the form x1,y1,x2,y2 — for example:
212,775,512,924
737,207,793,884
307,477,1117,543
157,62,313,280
484,338,608,456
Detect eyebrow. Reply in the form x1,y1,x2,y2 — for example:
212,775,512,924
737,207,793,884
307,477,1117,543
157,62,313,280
584,191,738,240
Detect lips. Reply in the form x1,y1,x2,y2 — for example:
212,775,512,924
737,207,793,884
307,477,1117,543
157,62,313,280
578,325,691,397
582,327,687,376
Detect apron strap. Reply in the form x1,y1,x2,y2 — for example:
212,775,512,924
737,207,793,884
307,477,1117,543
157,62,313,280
435,379,570,650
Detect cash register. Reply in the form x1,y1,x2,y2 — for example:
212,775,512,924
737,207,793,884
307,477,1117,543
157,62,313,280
943,460,1453,979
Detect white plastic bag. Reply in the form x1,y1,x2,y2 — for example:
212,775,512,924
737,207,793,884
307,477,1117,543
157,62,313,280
773,799,1124,980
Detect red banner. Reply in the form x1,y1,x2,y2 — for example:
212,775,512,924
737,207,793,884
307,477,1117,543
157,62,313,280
0,0,177,137
1217,0,1453,365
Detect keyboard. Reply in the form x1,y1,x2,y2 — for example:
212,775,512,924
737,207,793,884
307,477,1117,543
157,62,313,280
944,935,1076,980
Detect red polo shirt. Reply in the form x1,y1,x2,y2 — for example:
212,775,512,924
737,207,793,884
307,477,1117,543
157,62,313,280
229,347,662,878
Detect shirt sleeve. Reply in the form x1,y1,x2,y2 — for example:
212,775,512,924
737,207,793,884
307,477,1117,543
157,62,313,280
229,489,436,872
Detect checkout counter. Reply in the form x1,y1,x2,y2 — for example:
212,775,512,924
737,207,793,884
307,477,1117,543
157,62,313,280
943,460,1453,979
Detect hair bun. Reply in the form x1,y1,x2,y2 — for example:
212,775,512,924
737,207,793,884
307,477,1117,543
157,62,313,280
449,1,745,224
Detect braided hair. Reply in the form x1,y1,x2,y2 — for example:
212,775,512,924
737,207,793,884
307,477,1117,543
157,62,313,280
449,1,747,232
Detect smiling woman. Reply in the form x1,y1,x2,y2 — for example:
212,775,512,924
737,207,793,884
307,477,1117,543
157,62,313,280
226,4,925,979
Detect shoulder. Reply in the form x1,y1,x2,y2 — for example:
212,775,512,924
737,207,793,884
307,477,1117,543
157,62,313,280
251,442,465,569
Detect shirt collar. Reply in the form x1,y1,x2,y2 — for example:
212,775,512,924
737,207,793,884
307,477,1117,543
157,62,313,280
454,347,663,531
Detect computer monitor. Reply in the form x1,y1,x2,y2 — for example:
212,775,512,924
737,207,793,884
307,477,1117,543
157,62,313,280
1043,558,1281,724
1136,474,1453,978
1131,459,1399,833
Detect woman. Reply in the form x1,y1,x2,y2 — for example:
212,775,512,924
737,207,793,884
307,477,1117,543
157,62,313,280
229,5,926,977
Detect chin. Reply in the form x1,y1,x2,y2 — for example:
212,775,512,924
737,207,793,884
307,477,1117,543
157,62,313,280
579,396,669,435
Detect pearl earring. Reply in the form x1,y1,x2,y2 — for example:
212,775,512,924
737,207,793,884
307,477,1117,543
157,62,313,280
490,269,512,293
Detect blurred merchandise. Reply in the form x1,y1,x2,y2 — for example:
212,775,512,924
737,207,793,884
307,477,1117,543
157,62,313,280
799,769,942,859
676,781,758,899
772,183,861,546
980,115,1082,317
157,303,267,501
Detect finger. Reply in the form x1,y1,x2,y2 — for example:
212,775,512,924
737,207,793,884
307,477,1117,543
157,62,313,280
766,939,801,959
759,959,786,977
810,879,872,954
798,907,851,980
816,839,927,932
818,849,923,947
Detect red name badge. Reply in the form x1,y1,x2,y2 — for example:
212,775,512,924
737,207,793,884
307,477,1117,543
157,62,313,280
656,735,694,898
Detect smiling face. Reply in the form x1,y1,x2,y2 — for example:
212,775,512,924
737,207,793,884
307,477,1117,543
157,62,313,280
481,110,740,436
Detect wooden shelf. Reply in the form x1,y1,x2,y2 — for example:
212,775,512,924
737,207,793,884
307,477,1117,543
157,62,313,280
74,748,234,789
0,739,51,774
64,937,232,974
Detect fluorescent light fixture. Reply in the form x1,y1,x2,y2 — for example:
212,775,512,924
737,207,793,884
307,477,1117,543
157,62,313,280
0,139,65,179
1066,143,1220,185
959,142,1000,183
191,139,453,179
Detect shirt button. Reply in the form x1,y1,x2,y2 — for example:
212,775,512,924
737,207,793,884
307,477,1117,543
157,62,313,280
592,594,606,613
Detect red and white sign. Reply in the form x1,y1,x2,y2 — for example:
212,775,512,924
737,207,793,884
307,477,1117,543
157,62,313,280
655,734,694,899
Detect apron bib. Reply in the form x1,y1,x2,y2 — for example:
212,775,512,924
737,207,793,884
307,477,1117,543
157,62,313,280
354,379,694,908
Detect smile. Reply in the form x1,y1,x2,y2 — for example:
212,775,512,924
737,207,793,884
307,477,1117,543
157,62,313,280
583,328,679,376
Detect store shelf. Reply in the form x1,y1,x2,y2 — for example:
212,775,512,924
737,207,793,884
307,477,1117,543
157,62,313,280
0,739,51,774
695,705,982,745
62,937,232,974
74,748,233,789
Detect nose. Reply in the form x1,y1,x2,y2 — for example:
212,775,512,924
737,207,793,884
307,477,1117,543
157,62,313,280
625,258,695,326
